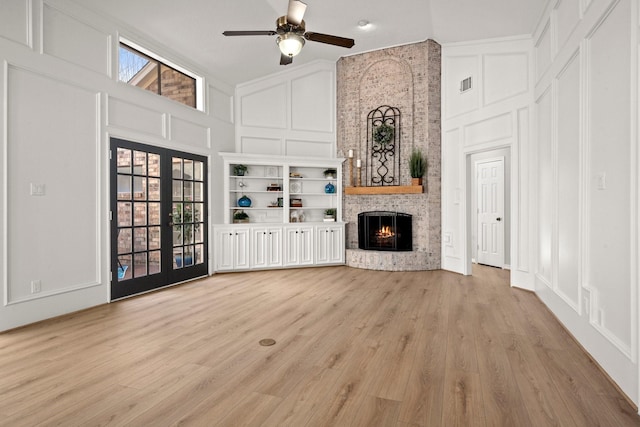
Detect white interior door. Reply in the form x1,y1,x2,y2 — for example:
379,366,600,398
476,158,505,267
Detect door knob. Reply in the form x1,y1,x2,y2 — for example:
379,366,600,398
496,217,502,221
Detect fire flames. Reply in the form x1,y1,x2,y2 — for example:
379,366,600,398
375,225,395,239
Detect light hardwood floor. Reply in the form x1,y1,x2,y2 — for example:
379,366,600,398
1,265,639,426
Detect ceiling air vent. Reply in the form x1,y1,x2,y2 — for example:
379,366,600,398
460,76,472,93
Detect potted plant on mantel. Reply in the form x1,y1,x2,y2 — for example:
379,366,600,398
409,148,426,186
172,204,200,267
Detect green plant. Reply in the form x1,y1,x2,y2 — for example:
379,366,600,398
323,168,337,178
409,149,426,178
233,210,249,220
172,204,200,246
324,208,336,217
373,123,394,145
233,164,248,176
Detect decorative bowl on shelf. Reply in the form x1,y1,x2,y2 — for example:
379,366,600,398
290,181,302,193
237,195,252,207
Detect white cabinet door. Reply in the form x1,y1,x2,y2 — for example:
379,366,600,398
215,228,235,271
285,226,314,266
316,224,344,265
234,228,250,270
266,227,283,267
252,227,282,269
299,226,314,265
215,227,250,271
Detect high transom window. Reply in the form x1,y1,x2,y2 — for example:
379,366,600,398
118,39,202,110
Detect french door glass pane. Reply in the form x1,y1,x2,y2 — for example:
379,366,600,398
172,156,205,270
116,147,162,282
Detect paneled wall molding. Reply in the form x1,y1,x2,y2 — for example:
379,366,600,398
532,0,638,405
442,37,532,282
236,60,336,158
7,280,102,305
107,96,167,139
0,0,32,48
42,1,112,77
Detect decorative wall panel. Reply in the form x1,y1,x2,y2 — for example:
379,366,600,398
107,97,165,138
444,55,479,119
556,52,581,310
7,66,99,302
42,4,110,76
536,87,553,285
171,117,210,148
536,21,552,80
556,0,581,51
483,53,529,106
241,136,283,155
239,84,287,129
463,113,512,146
0,0,30,46
285,139,332,158
587,0,632,352
291,70,333,132
210,85,233,123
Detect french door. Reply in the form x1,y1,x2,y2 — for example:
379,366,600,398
110,138,207,300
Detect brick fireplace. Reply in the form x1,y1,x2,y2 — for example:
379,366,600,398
337,40,441,271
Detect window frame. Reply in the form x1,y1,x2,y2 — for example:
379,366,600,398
118,37,204,111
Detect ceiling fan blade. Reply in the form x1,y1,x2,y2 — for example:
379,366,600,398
280,53,293,66
304,32,355,48
222,30,277,36
287,0,307,26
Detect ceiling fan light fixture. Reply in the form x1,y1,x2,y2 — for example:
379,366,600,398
277,32,305,57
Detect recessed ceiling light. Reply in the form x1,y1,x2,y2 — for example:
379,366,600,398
357,19,370,28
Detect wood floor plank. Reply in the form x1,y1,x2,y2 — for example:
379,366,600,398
398,272,450,426
441,370,486,427
0,264,638,426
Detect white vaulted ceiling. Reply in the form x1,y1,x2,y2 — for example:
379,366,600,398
73,0,548,85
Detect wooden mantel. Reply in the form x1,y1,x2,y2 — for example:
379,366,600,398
345,185,423,195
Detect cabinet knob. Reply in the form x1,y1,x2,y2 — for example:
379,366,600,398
263,232,266,234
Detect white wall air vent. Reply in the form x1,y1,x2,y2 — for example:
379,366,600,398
460,76,472,93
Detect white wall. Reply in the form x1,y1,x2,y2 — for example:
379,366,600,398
532,0,638,404
441,36,533,289
0,0,234,331
235,61,336,158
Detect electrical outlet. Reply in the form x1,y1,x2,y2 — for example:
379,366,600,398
30,280,41,294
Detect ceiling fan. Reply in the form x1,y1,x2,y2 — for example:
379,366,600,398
222,0,355,65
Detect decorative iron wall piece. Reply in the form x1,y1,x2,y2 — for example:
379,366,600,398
366,105,401,186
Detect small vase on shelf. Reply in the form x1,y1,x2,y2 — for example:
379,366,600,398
324,182,335,194
238,195,252,207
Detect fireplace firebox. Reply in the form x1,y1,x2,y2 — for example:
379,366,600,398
358,211,412,251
